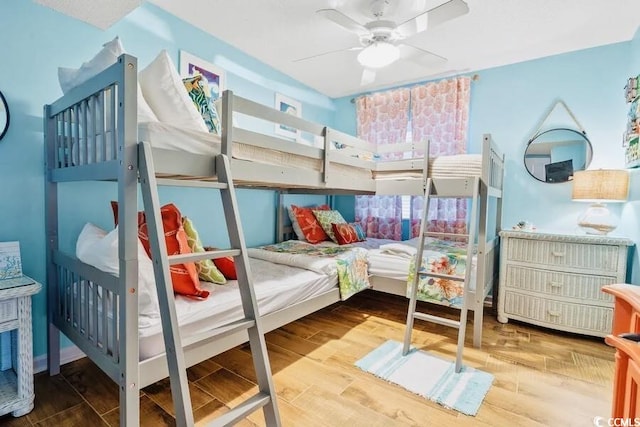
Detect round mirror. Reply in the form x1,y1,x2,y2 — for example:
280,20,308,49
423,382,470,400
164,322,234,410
524,128,592,183
0,91,8,141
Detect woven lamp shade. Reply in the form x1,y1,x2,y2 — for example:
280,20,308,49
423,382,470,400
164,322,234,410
572,169,629,203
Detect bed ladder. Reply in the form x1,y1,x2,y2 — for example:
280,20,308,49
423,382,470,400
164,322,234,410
138,142,281,427
403,176,480,373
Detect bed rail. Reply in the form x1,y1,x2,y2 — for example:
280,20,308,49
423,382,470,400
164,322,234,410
482,133,504,195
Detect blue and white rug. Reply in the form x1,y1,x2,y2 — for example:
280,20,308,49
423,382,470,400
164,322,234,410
355,340,494,416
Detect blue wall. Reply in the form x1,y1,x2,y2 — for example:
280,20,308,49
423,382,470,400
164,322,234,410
336,40,640,281
0,2,335,359
3,1,640,361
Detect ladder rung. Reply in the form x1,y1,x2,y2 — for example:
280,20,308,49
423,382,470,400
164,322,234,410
182,318,256,348
417,271,465,281
413,312,461,329
423,231,470,240
155,178,228,189
206,392,271,427
168,249,241,265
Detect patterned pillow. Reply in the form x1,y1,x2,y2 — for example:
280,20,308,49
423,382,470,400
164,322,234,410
182,217,226,284
312,210,347,243
290,204,331,243
110,201,208,299
331,223,365,245
351,222,366,241
183,75,221,135
288,204,330,242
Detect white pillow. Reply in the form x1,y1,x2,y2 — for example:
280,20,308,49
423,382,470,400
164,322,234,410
58,36,125,93
139,50,208,132
76,223,160,322
287,206,307,242
57,36,158,123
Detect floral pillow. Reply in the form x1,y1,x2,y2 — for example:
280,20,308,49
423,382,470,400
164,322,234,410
289,204,331,243
182,75,221,135
182,217,226,284
312,209,347,243
331,223,366,245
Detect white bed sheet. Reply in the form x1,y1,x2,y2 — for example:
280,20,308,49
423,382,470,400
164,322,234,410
138,257,337,360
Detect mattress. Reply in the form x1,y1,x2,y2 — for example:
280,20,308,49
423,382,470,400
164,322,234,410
138,122,372,181
374,153,482,179
138,257,337,360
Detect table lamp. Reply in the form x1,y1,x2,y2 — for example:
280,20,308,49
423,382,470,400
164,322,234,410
571,169,629,235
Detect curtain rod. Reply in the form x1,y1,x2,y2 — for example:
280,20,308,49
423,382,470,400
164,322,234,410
350,73,480,103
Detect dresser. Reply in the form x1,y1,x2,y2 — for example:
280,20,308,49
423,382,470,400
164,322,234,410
497,230,633,337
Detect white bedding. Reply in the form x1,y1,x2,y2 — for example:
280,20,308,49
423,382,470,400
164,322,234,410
138,257,336,360
374,153,482,179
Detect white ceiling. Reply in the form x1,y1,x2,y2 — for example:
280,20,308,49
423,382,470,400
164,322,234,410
35,0,141,30
42,0,640,98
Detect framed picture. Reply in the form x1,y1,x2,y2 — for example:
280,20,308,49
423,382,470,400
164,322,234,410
274,93,302,140
179,50,225,101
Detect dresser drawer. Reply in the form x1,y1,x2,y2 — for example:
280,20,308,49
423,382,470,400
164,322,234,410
504,238,621,273
503,291,612,335
503,265,615,304
0,299,17,324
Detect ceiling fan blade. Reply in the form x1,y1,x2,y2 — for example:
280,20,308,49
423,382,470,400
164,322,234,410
361,68,376,86
293,46,362,63
317,8,370,36
399,44,447,67
396,0,469,38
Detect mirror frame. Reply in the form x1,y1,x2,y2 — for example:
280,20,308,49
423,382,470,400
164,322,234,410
524,127,593,184
0,91,9,141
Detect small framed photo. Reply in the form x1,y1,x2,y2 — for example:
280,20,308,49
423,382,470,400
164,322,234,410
0,241,22,279
274,93,302,140
179,50,225,101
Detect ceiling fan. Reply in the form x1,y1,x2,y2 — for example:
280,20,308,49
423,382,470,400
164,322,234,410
297,0,469,85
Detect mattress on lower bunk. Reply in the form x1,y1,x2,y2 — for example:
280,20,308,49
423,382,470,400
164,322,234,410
138,122,372,182
138,257,337,360
374,153,482,179
368,238,478,307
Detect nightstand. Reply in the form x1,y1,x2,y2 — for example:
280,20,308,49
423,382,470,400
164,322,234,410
498,230,633,337
0,280,42,417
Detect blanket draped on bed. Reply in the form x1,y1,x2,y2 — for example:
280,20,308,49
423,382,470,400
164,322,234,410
247,241,370,300
381,239,472,308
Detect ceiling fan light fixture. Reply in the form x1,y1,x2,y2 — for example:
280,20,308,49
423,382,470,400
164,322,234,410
357,42,400,68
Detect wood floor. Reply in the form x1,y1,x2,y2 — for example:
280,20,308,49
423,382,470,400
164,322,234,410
1,290,615,426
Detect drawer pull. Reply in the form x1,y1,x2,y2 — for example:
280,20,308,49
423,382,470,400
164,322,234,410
548,282,563,289
547,310,561,317
551,251,565,257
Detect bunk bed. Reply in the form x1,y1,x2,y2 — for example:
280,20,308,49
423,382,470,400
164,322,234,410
44,53,504,425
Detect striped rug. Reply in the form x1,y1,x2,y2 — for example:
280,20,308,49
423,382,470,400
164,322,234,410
355,340,494,416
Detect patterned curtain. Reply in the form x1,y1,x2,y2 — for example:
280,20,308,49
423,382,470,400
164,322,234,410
354,88,410,240
410,77,471,238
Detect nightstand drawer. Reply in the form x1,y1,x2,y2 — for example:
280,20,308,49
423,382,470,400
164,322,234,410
0,300,17,324
503,265,615,304
503,291,612,335
505,238,621,273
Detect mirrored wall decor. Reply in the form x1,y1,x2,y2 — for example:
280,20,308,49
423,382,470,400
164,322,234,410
524,128,593,183
0,91,9,141
524,100,592,183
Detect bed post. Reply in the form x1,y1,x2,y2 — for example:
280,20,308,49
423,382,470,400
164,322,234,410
275,191,285,243
116,54,141,427
44,104,60,375
221,90,234,157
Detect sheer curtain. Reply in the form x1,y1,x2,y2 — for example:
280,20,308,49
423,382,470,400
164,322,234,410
354,89,410,240
410,77,471,238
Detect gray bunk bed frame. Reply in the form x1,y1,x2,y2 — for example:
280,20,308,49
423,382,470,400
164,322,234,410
43,54,435,425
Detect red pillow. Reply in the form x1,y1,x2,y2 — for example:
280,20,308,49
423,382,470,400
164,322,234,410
213,257,237,280
204,246,237,280
332,223,364,245
290,204,330,243
111,202,207,299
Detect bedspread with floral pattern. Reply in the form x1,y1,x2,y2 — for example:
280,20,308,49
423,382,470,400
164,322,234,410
250,241,370,300
406,240,470,308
